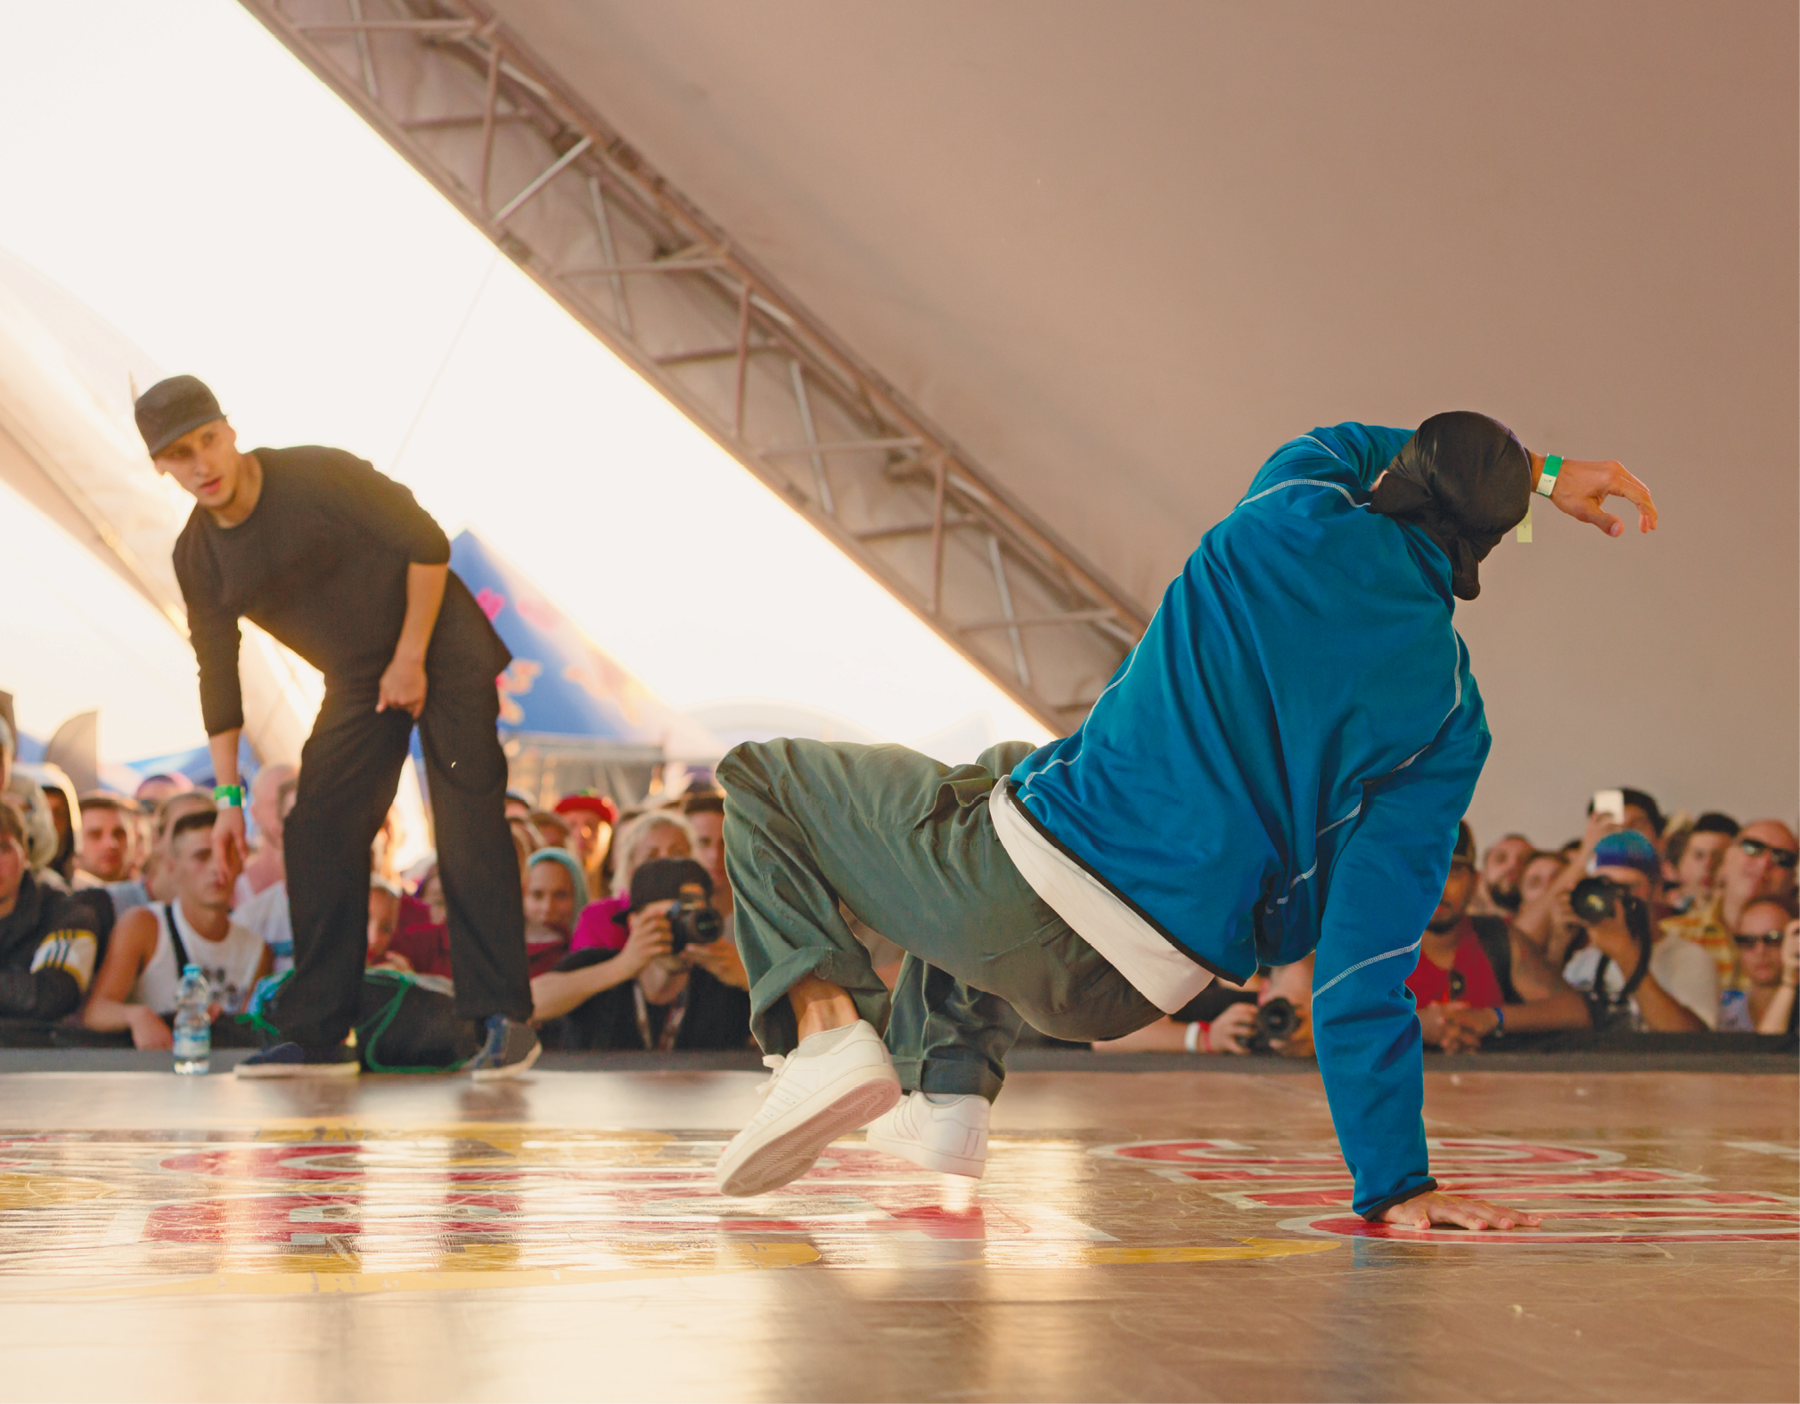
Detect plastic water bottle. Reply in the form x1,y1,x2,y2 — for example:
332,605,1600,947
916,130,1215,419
173,964,211,1076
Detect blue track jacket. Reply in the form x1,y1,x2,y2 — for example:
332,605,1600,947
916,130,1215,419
1013,422,1489,1217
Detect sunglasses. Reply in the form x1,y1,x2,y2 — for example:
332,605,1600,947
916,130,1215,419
1733,932,1787,948
1737,838,1799,869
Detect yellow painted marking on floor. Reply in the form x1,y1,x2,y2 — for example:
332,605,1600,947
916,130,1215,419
1076,1238,1340,1265
0,1173,117,1209
60,1242,821,1297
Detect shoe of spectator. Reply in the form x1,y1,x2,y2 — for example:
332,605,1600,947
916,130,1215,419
466,1017,541,1081
715,1021,901,1198
236,1042,360,1078
864,1091,990,1178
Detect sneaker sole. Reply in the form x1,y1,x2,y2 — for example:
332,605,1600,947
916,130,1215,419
863,1123,987,1179
235,1061,360,1079
470,1038,542,1082
717,1073,901,1198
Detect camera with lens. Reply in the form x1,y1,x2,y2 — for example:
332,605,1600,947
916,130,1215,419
1247,996,1300,1054
669,889,722,951
1569,874,1631,925
626,857,723,952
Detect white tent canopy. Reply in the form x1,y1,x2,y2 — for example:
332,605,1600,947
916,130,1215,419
0,249,322,766
249,1,1796,841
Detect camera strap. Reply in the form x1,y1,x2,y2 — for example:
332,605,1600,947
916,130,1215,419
1584,899,1655,1022
633,981,691,1052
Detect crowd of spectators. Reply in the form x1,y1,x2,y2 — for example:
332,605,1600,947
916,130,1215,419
1101,785,1797,1059
0,701,760,1054
0,696,1794,1063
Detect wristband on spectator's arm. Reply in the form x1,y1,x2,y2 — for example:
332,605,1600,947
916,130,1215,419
1534,454,1563,498
1490,1004,1505,1037
213,784,244,808
1184,1021,1211,1054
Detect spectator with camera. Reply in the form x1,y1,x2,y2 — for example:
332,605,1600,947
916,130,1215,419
1093,957,1315,1057
1409,824,1589,1052
568,810,698,954
1663,819,1798,992
1559,830,1715,1032
0,802,101,1023
1716,896,1800,1035
535,856,750,1050
83,808,271,1049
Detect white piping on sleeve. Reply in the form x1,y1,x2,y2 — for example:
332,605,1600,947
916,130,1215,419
1238,477,1360,510
1313,938,1424,1000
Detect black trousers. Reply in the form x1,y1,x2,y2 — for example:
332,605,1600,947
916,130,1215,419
274,646,530,1046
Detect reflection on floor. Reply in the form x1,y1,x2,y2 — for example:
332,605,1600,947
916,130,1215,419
0,1069,1794,1402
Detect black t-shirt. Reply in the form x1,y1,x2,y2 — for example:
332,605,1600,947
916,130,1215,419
548,948,752,1051
172,446,509,734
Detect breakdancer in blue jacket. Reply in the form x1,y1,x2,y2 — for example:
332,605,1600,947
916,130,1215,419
713,412,1657,1229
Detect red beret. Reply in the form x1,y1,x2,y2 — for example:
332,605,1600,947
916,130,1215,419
554,793,618,824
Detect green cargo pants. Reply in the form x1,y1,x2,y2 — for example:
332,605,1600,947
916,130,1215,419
717,738,1161,1101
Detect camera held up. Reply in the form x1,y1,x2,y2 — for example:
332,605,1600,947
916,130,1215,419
625,857,723,952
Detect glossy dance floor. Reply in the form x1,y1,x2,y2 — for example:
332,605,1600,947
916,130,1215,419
0,1067,1794,1402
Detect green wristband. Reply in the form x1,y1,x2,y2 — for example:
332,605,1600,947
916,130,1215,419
213,784,244,808
1535,454,1563,498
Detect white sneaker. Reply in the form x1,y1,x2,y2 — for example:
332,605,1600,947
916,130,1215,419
715,1021,901,1197
864,1091,990,1178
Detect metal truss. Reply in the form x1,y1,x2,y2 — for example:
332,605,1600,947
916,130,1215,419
239,0,1146,731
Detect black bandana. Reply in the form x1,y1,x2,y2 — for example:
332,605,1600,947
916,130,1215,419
1368,411,1531,600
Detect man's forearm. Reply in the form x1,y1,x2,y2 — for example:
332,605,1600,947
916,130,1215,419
395,563,449,662
208,729,242,790
1500,989,1591,1033
529,959,635,1023
1632,974,1707,1032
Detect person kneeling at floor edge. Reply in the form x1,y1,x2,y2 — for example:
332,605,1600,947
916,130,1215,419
710,411,1656,1233
530,858,751,1051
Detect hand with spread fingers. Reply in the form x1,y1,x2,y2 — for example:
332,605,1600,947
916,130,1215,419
1544,456,1658,538
1379,1190,1542,1231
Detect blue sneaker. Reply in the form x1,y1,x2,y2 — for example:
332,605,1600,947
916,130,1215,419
236,1042,360,1079
465,1017,541,1081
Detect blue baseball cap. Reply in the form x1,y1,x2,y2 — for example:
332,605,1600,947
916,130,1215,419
1590,829,1662,886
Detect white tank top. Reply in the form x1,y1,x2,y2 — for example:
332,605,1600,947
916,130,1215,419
132,903,266,1016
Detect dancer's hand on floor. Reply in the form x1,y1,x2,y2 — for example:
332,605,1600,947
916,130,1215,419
1380,1190,1541,1232
1545,456,1657,537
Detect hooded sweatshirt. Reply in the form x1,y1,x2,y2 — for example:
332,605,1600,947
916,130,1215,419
1013,419,1519,1217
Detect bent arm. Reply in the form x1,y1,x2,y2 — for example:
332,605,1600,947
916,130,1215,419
530,953,638,1024
1501,933,1591,1033
82,911,154,1032
1632,970,1709,1032
395,563,448,666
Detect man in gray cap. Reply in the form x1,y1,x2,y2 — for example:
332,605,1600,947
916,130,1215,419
134,375,538,1078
